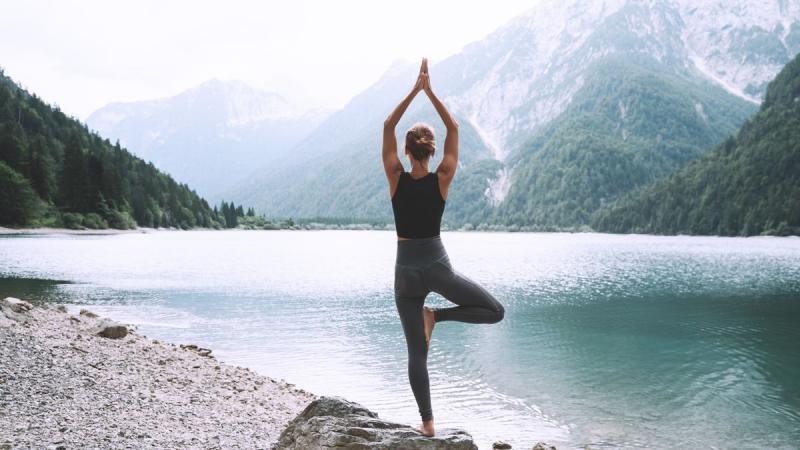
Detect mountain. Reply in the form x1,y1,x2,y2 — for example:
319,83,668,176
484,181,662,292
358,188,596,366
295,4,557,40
87,79,330,197
227,0,797,228
485,55,756,228
0,69,220,229
592,53,800,236
224,59,501,221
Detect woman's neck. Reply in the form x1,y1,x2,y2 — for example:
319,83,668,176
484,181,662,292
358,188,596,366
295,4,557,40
409,161,429,176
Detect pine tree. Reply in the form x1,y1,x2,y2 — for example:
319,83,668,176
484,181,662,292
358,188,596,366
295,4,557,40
27,135,52,201
0,161,38,225
60,133,89,212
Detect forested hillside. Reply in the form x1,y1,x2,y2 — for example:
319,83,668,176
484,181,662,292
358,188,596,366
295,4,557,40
488,56,756,228
0,69,221,229
592,54,800,236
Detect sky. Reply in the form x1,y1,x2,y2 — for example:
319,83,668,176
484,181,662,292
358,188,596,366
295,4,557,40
0,0,538,120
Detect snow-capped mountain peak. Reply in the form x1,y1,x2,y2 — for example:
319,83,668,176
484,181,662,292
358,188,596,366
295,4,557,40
438,0,800,162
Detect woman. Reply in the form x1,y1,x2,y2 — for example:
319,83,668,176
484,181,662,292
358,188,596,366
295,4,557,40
381,58,506,437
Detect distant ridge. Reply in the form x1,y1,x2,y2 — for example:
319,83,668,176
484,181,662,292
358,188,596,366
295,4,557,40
87,79,330,197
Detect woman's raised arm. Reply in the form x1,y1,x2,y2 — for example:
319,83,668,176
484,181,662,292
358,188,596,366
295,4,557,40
422,62,459,182
382,59,426,193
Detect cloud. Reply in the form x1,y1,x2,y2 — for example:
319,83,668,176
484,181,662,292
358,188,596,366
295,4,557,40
0,0,537,119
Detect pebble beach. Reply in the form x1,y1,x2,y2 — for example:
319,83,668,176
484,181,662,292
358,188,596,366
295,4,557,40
0,297,316,449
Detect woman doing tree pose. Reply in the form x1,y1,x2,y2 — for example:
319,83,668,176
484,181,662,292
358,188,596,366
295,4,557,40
381,58,505,437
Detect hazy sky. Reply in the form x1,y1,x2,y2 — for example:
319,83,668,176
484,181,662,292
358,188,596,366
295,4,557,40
1,0,538,120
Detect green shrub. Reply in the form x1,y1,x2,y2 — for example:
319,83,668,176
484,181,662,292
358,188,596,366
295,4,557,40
82,212,108,229
107,210,137,229
62,212,85,230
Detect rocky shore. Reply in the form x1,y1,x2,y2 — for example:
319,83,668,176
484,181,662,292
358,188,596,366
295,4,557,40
0,297,556,449
0,297,315,449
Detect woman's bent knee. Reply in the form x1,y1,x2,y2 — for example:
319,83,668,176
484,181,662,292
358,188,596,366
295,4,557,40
490,302,505,324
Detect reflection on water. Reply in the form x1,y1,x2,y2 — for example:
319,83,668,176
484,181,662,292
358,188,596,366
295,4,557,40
0,276,71,301
1,230,799,449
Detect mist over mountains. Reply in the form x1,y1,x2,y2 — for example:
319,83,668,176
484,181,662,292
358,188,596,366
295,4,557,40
87,79,330,197
86,0,800,232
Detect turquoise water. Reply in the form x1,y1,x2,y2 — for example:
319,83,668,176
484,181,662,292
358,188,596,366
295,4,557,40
1,230,799,449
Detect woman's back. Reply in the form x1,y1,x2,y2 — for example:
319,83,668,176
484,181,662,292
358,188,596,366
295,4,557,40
391,171,446,239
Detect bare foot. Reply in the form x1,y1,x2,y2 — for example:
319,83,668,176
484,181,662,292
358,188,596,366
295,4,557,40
422,306,435,350
416,419,435,437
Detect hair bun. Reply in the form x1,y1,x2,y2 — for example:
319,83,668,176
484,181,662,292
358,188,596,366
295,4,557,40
405,122,436,161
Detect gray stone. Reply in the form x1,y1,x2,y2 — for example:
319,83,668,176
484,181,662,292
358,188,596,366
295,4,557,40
532,443,557,450
180,344,213,357
94,319,128,339
1,297,34,323
272,396,478,450
2,297,33,313
493,441,512,449
79,309,98,318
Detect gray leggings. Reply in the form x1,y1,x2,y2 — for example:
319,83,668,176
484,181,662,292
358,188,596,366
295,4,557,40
394,235,505,422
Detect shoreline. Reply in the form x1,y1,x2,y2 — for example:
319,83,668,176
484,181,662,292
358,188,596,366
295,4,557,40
0,297,317,449
2,226,797,238
0,227,159,236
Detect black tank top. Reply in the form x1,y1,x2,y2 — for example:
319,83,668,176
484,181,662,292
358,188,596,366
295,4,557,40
391,171,446,239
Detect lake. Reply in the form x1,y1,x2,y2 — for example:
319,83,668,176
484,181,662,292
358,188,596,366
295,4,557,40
1,230,799,449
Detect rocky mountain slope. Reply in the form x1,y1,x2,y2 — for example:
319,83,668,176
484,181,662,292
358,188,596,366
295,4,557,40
87,79,330,197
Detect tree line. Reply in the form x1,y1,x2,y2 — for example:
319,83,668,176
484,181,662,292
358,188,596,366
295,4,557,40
0,69,266,230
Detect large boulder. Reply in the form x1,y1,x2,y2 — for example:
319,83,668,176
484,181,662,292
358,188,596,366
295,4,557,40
272,396,478,450
93,319,128,339
1,297,34,324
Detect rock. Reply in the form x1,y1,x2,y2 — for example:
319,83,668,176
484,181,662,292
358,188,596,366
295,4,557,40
94,319,128,339
493,441,512,449
1,297,34,323
272,396,478,450
2,297,33,313
180,344,213,357
55,305,68,313
79,308,98,318
532,443,557,450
